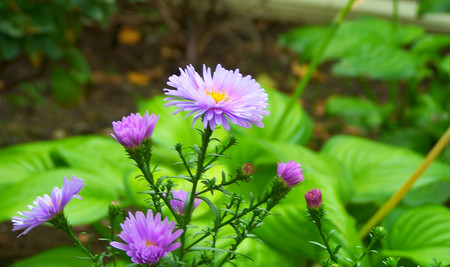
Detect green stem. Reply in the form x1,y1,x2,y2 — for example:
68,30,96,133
184,193,271,251
110,217,117,267
354,234,377,266
358,77,377,102
313,216,338,263
393,0,399,31
52,213,99,265
388,81,399,121
272,0,357,137
179,126,213,261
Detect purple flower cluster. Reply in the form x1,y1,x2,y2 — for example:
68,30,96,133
277,160,304,188
111,210,183,265
164,64,270,131
12,176,85,237
112,111,160,149
169,189,202,215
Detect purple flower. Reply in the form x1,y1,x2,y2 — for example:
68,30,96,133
112,111,160,149
170,189,202,215
277,160,304,188
12,176,85,237
163,64,270,131
110,210,183,265
305,188,322,209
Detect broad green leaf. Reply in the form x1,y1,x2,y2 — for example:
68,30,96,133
10,246,91,267
279,17,424,80
332,42,418,80
417,0,450,16
382,205,450,265
379,127,434,156
412,34,450,54
325,96,383,129
231,87,313,145
321,135,450,204
0,141,58,189
55,135,133,191
0,168,118,225
230,238,305,266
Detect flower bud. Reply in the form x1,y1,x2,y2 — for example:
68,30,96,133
305,188,322,209
108,201,122,218
242,163,254,176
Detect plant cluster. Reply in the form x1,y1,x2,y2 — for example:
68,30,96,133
279,15,450,162
0,0,116,105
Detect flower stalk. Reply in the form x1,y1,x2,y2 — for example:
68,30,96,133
359,126,450,238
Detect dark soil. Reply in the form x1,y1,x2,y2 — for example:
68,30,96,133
0,2,375,265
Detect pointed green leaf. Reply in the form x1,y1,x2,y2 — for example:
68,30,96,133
383,205,450,265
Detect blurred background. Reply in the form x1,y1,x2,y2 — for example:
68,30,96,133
0,0,449,266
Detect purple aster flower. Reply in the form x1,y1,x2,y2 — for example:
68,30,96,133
112,111,160,149
305,188,322,209
12,176,85,237
170,189,202,215
277,160,304,188
110,210,183,265
163,64,270,131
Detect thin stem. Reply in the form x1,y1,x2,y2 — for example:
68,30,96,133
273,0,358,137
354,234,377,266
110,218,117,267
392,0,399,31
184,193,271,251
52,213,98,264
313,218,338,263
359,126,450,238
179,126,213,261
358,77,377,102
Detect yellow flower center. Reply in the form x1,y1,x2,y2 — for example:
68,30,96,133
206,89,229,103
145,240,155,247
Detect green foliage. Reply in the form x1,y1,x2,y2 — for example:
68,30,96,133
279,17,424,80
1,89,449,266
383,205,450,265
280,16,450,160
321,135,450,205
10,246,92,267
325,95,384,129
0,0,116,105
417,0,450,16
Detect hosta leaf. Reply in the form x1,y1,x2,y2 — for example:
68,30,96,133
231,87,313,145
321,135,450,204
332,42,418,80
325,96,383,129
382,205,450,265
10,246,91,267
279,17,424,80
417,0,450,16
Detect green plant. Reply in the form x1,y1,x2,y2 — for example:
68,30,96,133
0,0,116,105
1,87,449,266
279,16,450,162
